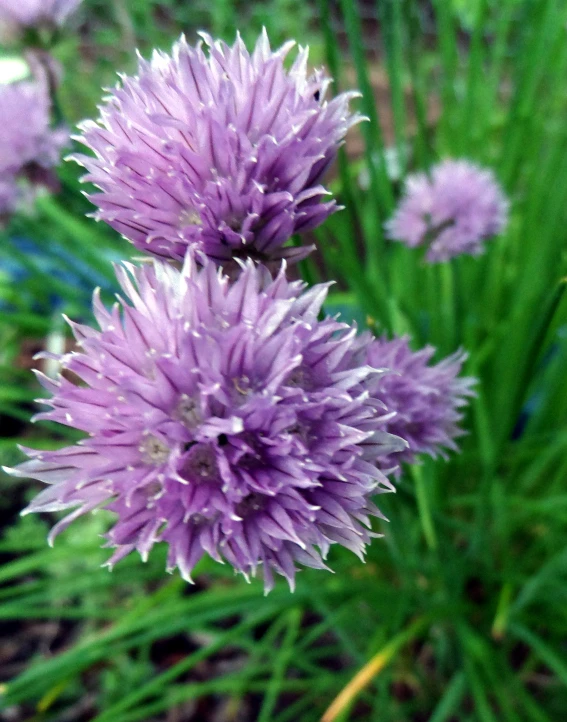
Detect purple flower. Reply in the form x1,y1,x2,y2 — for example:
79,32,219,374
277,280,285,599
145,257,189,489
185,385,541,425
0,0,81,31
73,31,360,266
7,255,405,592
0,178,18,216
386,159,508,262
364,336,476,467
0,79,67,215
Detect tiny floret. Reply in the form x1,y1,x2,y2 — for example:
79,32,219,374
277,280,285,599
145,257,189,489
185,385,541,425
9,254,405,592
365,336,476,467
386,159,508,262
74,30,361,266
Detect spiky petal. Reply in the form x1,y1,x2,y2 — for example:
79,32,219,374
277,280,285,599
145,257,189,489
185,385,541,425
74,31,361,266
386,160,508,262
7,254,405,592
364,335,476,467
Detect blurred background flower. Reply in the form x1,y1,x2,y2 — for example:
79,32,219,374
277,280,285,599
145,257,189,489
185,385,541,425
385,159,508,262
0,77,68,218
0,0,82,38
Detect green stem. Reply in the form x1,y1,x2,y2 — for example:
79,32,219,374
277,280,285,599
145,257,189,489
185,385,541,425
440,261,456,352
321,616,429,722
491,582,513,640
413,465,437,550
497,277,567,449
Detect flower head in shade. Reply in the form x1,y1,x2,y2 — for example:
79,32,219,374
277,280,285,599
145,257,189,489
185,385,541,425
8,255,405,592
0,79,67,215
74,31,360,267
365,336,475,467
0,178,18,216
386,160,508,262
0,0,81,32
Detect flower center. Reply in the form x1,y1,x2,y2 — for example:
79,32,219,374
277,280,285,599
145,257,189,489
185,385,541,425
235,493,268,518
188,513,210,527
175,394,201,428
180,443,220,483
288,419,313,448
286,366,315,391
233,375,251,396
179,208,202,227
140,435,170,465
225,212,243,232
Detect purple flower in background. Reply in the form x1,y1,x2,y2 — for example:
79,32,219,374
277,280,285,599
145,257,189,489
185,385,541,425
74,31,360,266
0,79,67,215
0,178,18,216
8,255,405,592
386,160,508,262
365,336,475,467
0,0,81,31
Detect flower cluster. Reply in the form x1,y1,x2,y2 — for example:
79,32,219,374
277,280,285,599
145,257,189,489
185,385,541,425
0,0,81,34
74,31,360,266
386,159,508,262
10,257,405,591
0,78,67,216
11,30,478,591
364,336,476,468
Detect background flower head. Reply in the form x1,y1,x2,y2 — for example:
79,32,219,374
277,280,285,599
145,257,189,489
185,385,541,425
365,335,476,468
8,255,405,592
0,78,67,216
386,159,508,262
74,30,361,266
0,0,81,33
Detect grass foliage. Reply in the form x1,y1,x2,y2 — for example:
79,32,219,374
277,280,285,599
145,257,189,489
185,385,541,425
1,0,567,720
